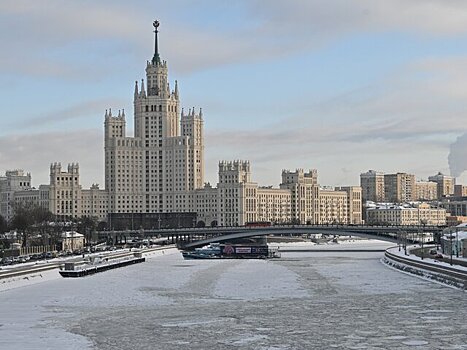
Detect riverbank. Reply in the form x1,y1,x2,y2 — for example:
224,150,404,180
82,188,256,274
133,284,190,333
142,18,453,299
0,246,178,293
383,246,467,291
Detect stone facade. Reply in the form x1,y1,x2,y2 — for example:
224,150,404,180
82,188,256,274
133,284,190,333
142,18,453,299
366,203,446,226
257,187,291,224
414,181,438,201
360,170,385,203
428,172,455,199
335,186,363,224
49,163,82,219
318,189,348,224
81,185,109,221
440,201,467,217
217,161,257,226
0,170,32,221
280,169,319,224
454,185,467,197
384,173,415,203
195,183,218,227
48,163,108,221
105,24,203,216
12,185,50,213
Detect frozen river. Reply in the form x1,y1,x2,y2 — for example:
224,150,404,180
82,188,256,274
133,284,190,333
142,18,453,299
1,248,466,349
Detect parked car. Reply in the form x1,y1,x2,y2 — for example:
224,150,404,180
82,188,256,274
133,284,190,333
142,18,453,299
1,257,13,265
18,255,30,263
435,254,443,259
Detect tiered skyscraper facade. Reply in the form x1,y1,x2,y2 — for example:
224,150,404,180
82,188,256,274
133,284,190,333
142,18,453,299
105,21,204,216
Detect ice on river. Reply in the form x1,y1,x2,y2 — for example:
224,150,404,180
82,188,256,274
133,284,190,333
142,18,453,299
0,245,466,350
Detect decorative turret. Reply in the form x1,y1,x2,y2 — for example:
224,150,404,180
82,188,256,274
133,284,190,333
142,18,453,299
140,79,146,98
174,80,179,99
134,80,139,99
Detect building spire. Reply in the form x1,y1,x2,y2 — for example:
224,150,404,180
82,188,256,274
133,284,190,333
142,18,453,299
152,20,161,65
141,79,146,97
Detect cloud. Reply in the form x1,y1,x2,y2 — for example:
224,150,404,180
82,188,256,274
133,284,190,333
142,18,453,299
15,98,125,130
0,129,104,188
204,53,467,185
448,132,467,178
3,0,467,78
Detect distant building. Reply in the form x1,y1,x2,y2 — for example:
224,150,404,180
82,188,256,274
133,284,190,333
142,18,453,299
446,216,467,227
195,183,218,227
428,172,455,199
366,203,446,226
440,228,467,258
60,231,85,252
440,200,467,217
49,163,82,219
454,184,467,197
360,170,385,203
335,186,363,225
13,185,50,212
257,186,291,224
81,184,109,221
216,161,257,226
384,173,415,203
0,170,32,221
49,163,108,221
414,181,438,201
280,169,319,224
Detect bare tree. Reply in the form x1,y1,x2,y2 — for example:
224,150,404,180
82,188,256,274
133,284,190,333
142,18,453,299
10,201,53,247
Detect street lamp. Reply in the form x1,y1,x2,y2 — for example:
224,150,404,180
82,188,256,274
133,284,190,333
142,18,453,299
403,231,407,256
398,229,401,252
450,233,453,266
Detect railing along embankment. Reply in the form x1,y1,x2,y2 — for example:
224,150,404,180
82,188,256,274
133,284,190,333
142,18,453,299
384,248,467,290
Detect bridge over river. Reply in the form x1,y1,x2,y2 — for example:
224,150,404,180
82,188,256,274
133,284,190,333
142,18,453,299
97,224,446,248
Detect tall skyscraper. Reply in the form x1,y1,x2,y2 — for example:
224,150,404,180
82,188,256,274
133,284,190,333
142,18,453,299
105,21,204,216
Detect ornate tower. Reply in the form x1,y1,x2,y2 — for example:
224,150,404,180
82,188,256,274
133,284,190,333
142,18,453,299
105,21,204,216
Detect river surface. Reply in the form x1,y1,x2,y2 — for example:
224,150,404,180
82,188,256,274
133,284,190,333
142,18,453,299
0,249,466,350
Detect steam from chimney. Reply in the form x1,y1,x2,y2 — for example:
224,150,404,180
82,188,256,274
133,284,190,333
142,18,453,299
448,132,467,178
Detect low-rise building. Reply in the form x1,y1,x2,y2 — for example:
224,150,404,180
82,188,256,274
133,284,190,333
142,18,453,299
60,231,85,252
440,200,467,217
366,203,446,226
446,216,467,227
440,227,467,258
